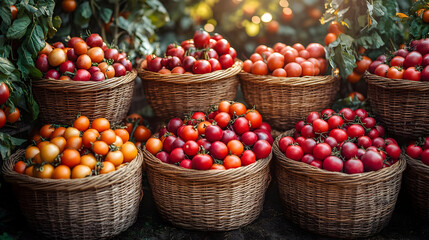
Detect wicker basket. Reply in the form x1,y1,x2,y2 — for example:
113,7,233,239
239,73,339,130
403,152,429,219
273,130,406,238
137,61,242,120
143,147,271,231
365,72,429,138
32,70,137,125
2,149,144,240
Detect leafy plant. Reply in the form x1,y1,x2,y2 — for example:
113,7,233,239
397,0,429,40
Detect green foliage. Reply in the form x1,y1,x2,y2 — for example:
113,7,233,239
402,0,429,39
331,94,367,112
0,132,26,160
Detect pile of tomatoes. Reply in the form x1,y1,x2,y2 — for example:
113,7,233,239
406,137,429,165
369,38,429,81
242,42,327,77
278,108,401,174
0,82,20,128
13,116,138,179
145,101,273,170
36,34,132,81
142,30,237,74
123,113,152,148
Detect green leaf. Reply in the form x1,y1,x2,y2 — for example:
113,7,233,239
327,34,356,80
0,5,12,26
0,132,26,160
73,1,92,28
25,24,45,56
99,7,113,24
52,15,62,29
7,15,31,39
0,57,16,75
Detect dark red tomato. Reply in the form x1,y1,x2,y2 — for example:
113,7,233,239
329,129,348,144
385,138,398,146
0,83,9,105
253,129,273,145
36,54,49,72
323,156,343,172
310,159,322,168
404,51,423,68
156,151,169,163
163,136,176,153
374,64,389,77
209,58,222,71
192,154,213,170
191,111,206,120
241,131,258,146
286,145,304,161
403,67,421,81
147,57,163,72
341,142,358,159
171,137,185,150
219,54,234,69
86,33,103,48
423,137,429,150
207,49,218,59
321,109,335,117
295,120,305,132
253,140,272,159
245,111,262,129
214,112,231,129
233,117,250,135
385,144,401,160
88,66,101,75
390,56,405,67
221,130,238,144
228,48,237,59
119,58,132,71
180,40,192,49
344,159,364,174
67,37,84,48
301,138,317,154
324,137,338,149
212,33,223,41
91,71,105,81
376,55,387,62
182,56,196,72
258,122,272,133
169,148,185,164
214,39,231,55
241,150,256,166
209,39,217,49
113,63,126,77
180,159,192,169
406,143,422,158
59,60,75,74
372,137,385,148
395,49,409,58
45,69,60,79
422,54,429,66
368,60,383,74
366,128,380,139
313,119,329,134
328,115,344,129
387,66,404,79
205,125,223,142
301,154,315,164
306,111,320,123
193,29,211,48
168,56,182,70
354,109,367,119
295,136,306,146
362,117,376,129
421,149,429,165
339,108,355,122
166,46,185,60
161,57,169,68
313,143,332,160
357,148,366,158
197,138,211,151
192,51,202,59
357,136,372,148
67,48,78,62
167,118,183,135
300,125,315,138
375,125,385,137
361,150,383,171
210,141,228,159
422,65,429,81
279,136,295,153
193,60,212,74
347,124,365,138
105,48,119,62
416,39,429,55
0,110,5,128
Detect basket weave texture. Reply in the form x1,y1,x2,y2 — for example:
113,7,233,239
32,70,137,125
143,147,271,231
273,130,406,238
239,73,339,130
138,61,242,120
2,149,144,240
403,152,429,219
365,72,429,138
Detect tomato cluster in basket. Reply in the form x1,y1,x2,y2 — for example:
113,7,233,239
0,82,20,128
142,30,236,74
406,137,429,165
13,116,138,179
35,33,132,81
145,101,273,170
369,38,429,81
242,42,327,77
279,108,401,174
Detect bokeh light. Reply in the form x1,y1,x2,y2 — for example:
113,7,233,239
252,16,261,24
204,23,215,32
261,13,273,23
279,0,289,8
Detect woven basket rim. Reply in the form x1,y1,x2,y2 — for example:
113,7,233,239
403,151,429,175
2,148,144,191
137,60,242,84
274,129,406,184
32,69,137,92
239,72,338,86
143,146,272,182
364,71,429,91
